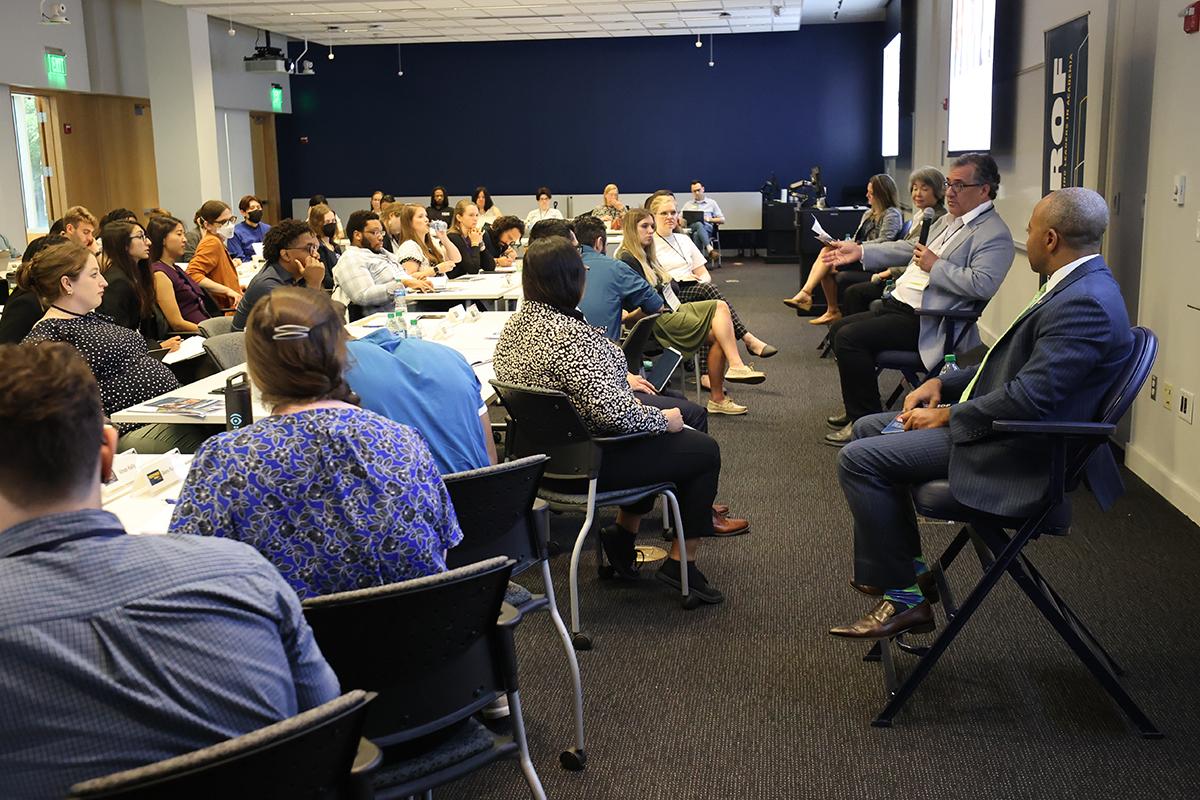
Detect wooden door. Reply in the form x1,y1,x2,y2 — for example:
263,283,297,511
249,112,281,224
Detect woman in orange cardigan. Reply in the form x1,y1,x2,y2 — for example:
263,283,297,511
185,200,243,310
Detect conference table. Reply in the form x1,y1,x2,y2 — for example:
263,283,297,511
110,310,513,427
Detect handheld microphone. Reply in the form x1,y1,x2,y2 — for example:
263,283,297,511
918,207,935,246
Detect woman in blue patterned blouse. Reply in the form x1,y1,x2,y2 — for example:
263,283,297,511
168,286,462,599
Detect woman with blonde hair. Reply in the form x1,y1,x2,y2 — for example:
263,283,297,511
446,198,494,278
306,202,340,289
394,204,462,280
616,208,765,416
785,172,905,323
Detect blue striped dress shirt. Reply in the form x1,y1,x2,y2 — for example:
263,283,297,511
0,509,339,798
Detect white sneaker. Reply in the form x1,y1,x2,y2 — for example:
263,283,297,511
707,397,748,415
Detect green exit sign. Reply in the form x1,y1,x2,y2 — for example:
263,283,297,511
270,84,283,112
45,50,67,88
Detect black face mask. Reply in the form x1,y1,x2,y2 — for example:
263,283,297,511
248,209,263,224
322,222,337,238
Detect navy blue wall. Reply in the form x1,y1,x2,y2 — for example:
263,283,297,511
278,25,885,203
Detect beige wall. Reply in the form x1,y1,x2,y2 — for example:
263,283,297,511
1125,3,1200,523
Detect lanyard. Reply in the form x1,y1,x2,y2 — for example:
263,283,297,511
655,233,687,263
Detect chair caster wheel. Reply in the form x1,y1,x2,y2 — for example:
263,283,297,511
682,594,703,610
597,564,614,579
571,633,592,651
559,748,587,771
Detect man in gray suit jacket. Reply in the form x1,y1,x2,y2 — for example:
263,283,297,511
828,188,1132,640
821,154,1015,445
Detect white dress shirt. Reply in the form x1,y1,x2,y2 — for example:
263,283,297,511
891,200,994,309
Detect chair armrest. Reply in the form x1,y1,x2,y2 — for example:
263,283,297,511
913,308,981,321
992,420,1116,438
593,430,661,445
347,737,382,800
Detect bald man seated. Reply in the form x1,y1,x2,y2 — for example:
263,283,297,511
828,187,1134,639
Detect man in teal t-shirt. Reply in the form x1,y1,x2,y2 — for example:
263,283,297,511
345,329,494,474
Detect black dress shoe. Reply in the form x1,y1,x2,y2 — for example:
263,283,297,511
823,422,854,447
656,559,724,604
829,600,935,639
826,412,851,429
599,525,640,579
848,570,941,604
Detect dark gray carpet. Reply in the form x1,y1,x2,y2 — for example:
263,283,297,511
445,259,1200,799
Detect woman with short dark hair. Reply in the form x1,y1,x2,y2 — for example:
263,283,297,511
168,286,463,600
524,186,562,233
494,236,744,604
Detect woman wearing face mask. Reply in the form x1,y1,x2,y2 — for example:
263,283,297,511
148,215,215,333
97,220,181,351
185,200,243,310
307,203,341,290
446,199,495,278
523,186,562,233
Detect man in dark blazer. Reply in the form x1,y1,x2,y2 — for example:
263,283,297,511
821,153,1016,445
829,187,1133,639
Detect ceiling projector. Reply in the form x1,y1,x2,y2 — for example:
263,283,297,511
41,1,70,24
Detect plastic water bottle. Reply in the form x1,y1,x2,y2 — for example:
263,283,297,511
883,278,896,299
392,286,409,338
942,354,960,374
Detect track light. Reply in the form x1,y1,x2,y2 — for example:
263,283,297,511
694,33,702,48
397,44,404,77
327,43,335,60
708,34,715,67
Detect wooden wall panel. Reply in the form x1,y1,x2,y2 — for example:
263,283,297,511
250,112,281,225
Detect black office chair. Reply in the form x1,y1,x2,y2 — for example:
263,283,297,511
67,691,376,799
861,327,1161,738
874,303,985,407
620,313,662,374
302,556,548,799
490,380,696,652
443,455,587,771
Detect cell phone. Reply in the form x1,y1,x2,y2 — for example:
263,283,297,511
881,416,906,434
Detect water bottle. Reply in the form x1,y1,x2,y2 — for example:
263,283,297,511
884,278,896,299
225,371,253,432
942,354,960,374
392,286,409,338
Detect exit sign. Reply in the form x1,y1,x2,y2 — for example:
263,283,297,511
45,50,67,88
270,84,283,113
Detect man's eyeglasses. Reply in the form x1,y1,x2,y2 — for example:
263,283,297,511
944,180,985,193
285,243,320,254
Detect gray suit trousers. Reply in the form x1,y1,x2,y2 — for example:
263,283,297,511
837,412,952,587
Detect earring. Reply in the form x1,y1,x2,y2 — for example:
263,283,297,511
67,289,73,295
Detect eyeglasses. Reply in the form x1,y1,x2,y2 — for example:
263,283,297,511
129,233,147,241
944,180,985,193
285,243,320,254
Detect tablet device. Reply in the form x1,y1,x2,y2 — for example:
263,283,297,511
644,347,684,393
881,416,906,434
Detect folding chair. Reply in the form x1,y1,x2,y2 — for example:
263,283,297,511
875,303,985,407
490,380,695,653
67,691,375,799
201,332,246,370
443,455,588,771
863,327,1161,738
303,557,548,799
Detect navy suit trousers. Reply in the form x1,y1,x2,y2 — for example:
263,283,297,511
838,412,952,588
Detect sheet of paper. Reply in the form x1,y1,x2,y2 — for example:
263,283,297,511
162,335,206,365
810,216,836,245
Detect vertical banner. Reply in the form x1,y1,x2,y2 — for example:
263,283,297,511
1042,15,1089,196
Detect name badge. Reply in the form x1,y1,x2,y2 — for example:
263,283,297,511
662,284,682,312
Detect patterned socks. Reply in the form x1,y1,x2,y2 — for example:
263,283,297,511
883,556,930,609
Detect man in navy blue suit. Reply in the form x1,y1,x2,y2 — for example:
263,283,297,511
829,187,1133,639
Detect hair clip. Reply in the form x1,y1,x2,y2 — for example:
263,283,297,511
272,324,312,341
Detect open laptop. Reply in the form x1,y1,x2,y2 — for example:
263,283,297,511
681,210,705,226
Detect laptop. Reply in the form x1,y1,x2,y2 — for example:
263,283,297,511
644,347,684,393
681,210,705,226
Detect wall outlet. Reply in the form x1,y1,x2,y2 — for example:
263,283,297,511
1163,382,1174,411
1150,374,1158,401
1180,390,1195,425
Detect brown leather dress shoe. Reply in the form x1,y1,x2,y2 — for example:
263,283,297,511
829,600,935,639
712,513,750,537
712,504,730,517
848,570,941,604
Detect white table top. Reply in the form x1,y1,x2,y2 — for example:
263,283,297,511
111,311,512,426
410,272,521,303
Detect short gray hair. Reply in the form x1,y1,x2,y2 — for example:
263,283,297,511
951,153,1001,199
1043,187,1108,249
909,166,946,206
